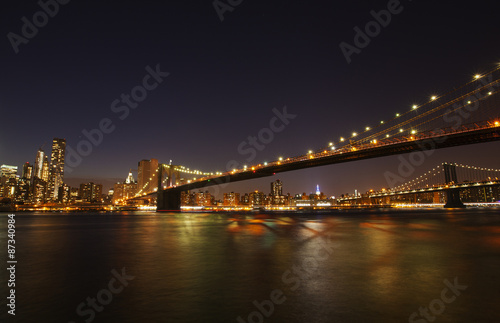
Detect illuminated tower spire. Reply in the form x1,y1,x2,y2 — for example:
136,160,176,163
125,169,135,184
316,185,320,195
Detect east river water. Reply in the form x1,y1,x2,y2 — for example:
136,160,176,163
1,208,499,322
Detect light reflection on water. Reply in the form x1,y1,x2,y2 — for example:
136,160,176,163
0,208,499,322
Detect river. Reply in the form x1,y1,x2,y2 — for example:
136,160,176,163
1,208,499,322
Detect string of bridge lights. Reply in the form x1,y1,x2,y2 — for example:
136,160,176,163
389,163,500,193
390,166,442,192
325,72,499,153
453,163,500,172
168,165,214,176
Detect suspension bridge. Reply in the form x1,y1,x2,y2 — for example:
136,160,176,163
145,65,500,210
338,162,500,207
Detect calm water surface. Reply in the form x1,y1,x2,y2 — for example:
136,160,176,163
1,208,500,323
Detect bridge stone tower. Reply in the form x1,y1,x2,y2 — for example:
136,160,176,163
157,164,182,211
443,163,465,208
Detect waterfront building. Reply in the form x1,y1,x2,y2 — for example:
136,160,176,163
80,182,103,202
47,138,66,201
240,193,249,205
270,179,285,205
249,190,266,206
0,165,18,199
223,192,240,206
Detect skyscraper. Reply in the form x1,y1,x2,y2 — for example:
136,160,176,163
22,162,33,181
271,179,284,205
271,179,283,196
34,149,45,179
47,138,66,201
41,156,49,181
137,159,158,194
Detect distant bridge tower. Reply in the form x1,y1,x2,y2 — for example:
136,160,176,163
157,164,182,211
443,163,465,208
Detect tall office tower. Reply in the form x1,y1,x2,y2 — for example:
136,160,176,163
271,179,283,205
34,149,45,179
47,138,66,201
137,158,158,194
271,179,283,196
41,156,49,182
22,162,33,180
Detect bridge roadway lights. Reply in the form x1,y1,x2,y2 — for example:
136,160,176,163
157,188,182,212
444,188,465,208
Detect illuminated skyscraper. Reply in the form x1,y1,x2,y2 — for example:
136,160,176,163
271,179,284,205
47,138,66,201
271,179,283,196
34,148,50,182
41,156,49,182
137,159,158,194
34,149,44,179
22,162,33,181
125,170,135,184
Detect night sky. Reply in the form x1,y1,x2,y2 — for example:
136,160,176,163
1,0,500,197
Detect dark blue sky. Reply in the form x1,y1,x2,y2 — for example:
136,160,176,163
1,0,500,196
